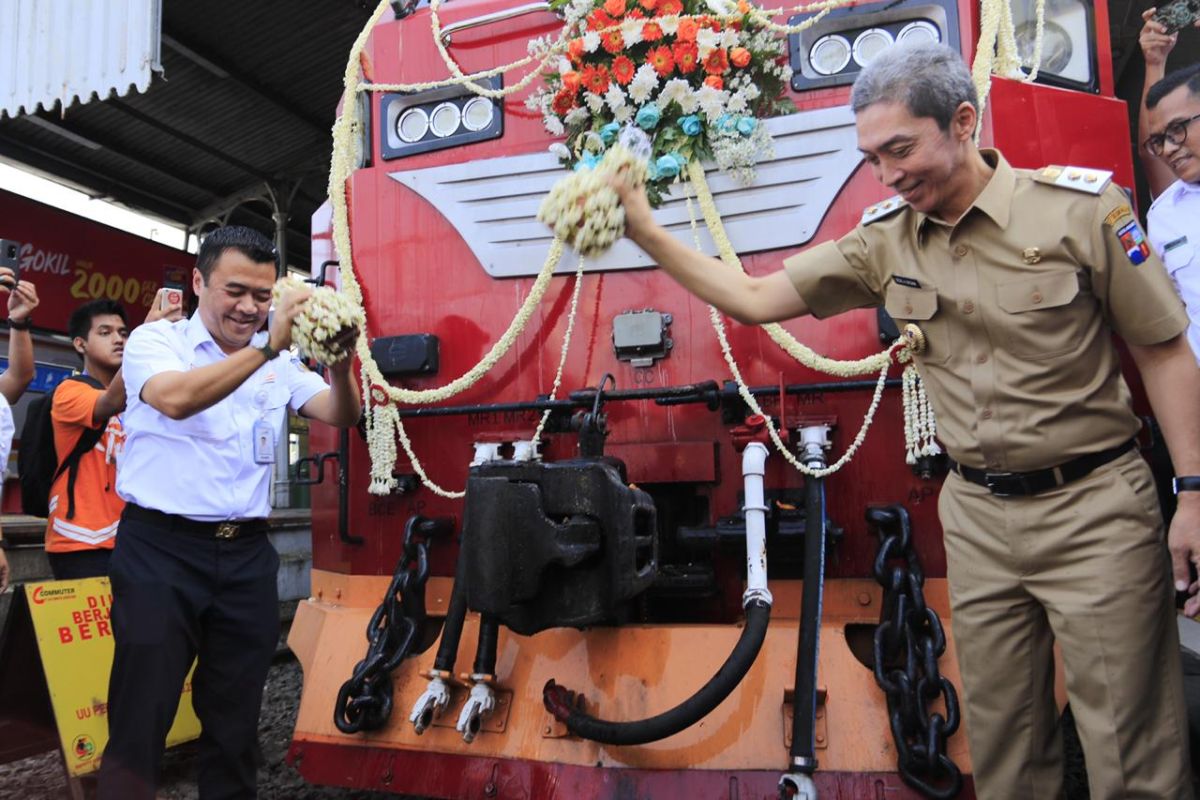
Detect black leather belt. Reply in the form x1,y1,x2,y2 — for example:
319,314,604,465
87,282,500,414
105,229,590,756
949,439,1136,497
125,503,269,540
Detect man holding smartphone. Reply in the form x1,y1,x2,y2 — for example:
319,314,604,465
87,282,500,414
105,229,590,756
97,226,361,800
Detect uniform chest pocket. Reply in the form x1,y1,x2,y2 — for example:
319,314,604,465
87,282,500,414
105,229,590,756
883,284,950,365
1164,241,1194,275
995,270,1086,360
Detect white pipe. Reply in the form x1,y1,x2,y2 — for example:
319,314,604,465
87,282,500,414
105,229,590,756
741,442,773,608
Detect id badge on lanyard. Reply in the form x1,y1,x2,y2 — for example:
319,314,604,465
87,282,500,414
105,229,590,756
253,385,276,465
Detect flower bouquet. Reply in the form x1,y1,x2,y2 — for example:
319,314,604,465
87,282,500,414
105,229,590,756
527,0,795,206
273,276,364,366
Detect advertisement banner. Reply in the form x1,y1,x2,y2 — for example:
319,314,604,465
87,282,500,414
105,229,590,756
24,577,200,776
0,189,192,334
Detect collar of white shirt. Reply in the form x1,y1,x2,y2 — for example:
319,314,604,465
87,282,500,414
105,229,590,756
183,310,269,355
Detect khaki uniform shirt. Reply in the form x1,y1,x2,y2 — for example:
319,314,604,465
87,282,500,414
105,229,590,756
783,150,1187,472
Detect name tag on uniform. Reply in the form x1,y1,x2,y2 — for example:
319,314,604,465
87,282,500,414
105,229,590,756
253,419,276,464
1164,236,1189,253
892,275,922,288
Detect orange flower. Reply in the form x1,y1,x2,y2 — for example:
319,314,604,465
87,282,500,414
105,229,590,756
611,55,636,85
656,0,682,15
737,0,750,10
729,47,751,68
704,75,724,90
588,9,613,30
627,8,645,18
642,21,663,41
601,28,625,54
580,64,611,95
704,48,730,75
552,88,576,116
640,0,658,9
673,40,699,73
561,71,582,93
647,45,675,77
603,0,626,17
676,17,699,41
568,38,585,63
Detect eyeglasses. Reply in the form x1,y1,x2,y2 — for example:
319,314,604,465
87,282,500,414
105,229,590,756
1144,113,1200,157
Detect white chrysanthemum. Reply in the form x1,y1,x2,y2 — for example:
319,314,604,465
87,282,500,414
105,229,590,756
677,88,700,113
614,105,634,123
621,18,644,47
549,142,571,159
721,29,740,49
741,82,761,101
605,83,627,113
657,77,691,109
544,114,566,136
564,0,594,25
695,84,729,121
273,276,364,367
659,14,679,35
726,92,748,114
706,0,736,14
525,91,547,112
565,106,591,125
584,91,605,113
629,64,659,103
696,27,721,58
583,31,601,52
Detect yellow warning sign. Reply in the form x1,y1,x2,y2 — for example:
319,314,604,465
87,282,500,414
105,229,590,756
24,577,200,776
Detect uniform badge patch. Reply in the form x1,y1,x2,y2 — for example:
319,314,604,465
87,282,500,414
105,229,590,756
1104,204,1133,228
1116,220,1151,266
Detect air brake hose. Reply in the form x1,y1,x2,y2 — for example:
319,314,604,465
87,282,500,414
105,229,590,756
473,613,499,675
433,542,470,673
542,599,772,746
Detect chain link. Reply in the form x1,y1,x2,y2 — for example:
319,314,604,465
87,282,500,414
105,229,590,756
334,516,432,734
868,506,963,800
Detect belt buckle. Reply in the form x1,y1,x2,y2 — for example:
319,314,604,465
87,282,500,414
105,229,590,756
215,521,240,540
984,472,1023,497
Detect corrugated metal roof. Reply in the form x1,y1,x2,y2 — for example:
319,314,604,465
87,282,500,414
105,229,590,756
0,0,163,118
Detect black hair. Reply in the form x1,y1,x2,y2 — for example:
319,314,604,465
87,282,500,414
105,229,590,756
68,299,128,342
1147,63,1200,109
195,225,278,283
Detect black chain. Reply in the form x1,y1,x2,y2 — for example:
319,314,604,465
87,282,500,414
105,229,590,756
867,506,963,800
334,515,432,734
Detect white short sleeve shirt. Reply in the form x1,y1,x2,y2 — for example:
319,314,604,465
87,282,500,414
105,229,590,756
0,392,14,501
1148,179,1200,363
117,313,328,520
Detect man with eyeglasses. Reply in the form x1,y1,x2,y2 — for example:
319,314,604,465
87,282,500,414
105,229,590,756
1140,13,1200,362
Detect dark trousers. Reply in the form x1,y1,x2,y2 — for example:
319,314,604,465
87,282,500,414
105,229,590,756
47,548,112,580
97,510,280,800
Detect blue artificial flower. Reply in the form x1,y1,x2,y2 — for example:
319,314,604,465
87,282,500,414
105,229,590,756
736,116,758,136
654,153,685,179
635,104,662,130
678,115,703,136
599,122,622,145
573,152,603,171
716,113,737,135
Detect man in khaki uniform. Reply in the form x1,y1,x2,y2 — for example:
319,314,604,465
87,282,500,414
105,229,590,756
609,43,1200,798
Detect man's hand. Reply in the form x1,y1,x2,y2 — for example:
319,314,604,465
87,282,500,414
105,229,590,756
268,283,313,352
3,274,39,324
609,168,656,245
325,326,360,375
0,548,9,593
1170,495,1200,616
1141,8,1179,67
145,289,184,325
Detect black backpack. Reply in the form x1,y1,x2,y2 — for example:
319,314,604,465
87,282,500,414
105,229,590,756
18,374,106,519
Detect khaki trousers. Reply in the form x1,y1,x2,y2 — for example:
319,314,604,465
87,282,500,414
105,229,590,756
940,450,1192,799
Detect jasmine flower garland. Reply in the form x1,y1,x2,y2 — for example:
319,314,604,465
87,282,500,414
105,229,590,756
272,276,365,367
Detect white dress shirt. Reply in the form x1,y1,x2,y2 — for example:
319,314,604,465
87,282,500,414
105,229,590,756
1148,178,1200,363
0,392,13,501
118,313,327,520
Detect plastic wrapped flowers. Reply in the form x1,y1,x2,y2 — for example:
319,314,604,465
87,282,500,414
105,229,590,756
537,142,649,257
272,275,364,366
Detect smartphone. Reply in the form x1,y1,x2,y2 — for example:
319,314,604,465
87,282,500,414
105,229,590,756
1154,0,1200,34
0,239,21,289
160,279,184,311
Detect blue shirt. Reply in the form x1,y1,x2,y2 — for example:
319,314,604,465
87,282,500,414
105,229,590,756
118,312,327,520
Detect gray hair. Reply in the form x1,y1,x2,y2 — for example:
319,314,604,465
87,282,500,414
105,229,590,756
850,42,978,131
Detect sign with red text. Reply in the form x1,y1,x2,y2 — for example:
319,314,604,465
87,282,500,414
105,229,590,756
24,578,200,776
0,188,192,334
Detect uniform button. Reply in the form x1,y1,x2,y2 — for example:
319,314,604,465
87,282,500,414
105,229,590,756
962,301,975,314
1031,292,1043,304
904,304,913,315
980,408,993,420
975,353,988,364
954,244,969,257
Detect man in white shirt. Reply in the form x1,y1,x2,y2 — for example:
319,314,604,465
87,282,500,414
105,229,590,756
1139,15,1200,361
0,263,40,590
96,226,361,800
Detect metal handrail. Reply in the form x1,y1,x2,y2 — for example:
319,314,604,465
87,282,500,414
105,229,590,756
439,1,553,43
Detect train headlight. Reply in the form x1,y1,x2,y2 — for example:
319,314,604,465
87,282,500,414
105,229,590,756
461,97,495,132
429,102,462,138
897,20,941,45
810,34,852,75
396,108,429,143
852,28,894,68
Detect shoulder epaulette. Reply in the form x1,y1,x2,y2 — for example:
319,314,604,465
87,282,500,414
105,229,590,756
1033,165,1113,195
860,196,908,226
